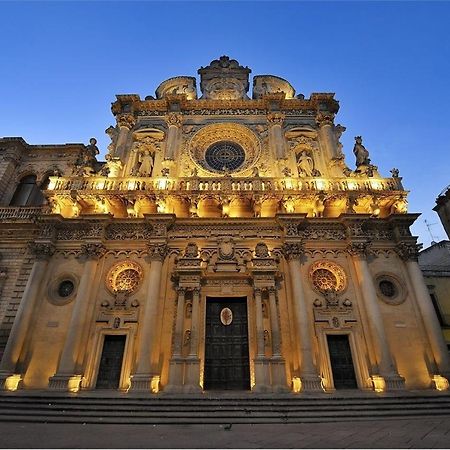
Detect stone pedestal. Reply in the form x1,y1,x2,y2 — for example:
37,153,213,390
253,357,271,393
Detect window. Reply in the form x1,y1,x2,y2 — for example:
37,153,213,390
9,175,48,206
430,292,446,326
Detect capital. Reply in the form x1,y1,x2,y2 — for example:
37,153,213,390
166,113,182,128
29,242,56,261
395,241,421,261
147,243,168,261
117,114,136,130
346,241,372,258
80,242,107,260
281,242,304,261
267,112,285,126
315,112,334,127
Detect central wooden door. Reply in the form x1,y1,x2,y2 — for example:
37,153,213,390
204,297,250,390
96,335,126,389
327,334,358,389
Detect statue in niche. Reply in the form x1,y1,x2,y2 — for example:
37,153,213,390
137,149,155,177
334,124,346,158
353,136,371,167
296,151,314,177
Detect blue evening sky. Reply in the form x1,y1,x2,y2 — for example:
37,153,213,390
1,1,449,247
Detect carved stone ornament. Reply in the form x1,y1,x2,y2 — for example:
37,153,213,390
105,223,154,240
267,112,285,126
147,243,168,261
117,114,136,130
155,76,197,100
165,113,182,127
254,242,270,258
395,241,421,261
309,260,347,294
315,112,334,127
184,242,199,258
220,307,233,326
106,260,143,295
346,241,372,258
281,242,304,261
218,237,235,260
29,242,56,260
80,242,107,260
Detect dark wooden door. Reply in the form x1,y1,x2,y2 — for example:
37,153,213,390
96,335,126,389
327,334,358,389
204,298,250,390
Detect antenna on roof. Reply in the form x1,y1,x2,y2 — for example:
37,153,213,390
424,219,439,245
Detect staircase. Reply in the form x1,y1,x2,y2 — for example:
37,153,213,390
1,391,450,424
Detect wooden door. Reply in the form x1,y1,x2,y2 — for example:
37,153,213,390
96,335,126,389
204,298,250,390
327,334,358,389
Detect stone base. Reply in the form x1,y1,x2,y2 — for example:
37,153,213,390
129,374,160,392
48,374,82,392
371,373,406,392
184,357,202,393
270,358,289,393
165,358,185,392
254,357,271,392
0,372,22,391
298,374,323,392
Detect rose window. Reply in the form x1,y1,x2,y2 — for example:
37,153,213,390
312,268,338,292
106,261,143,295
309,261,347,294
205,141,245,172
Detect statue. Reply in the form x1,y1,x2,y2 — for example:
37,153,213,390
334,124,346,158
391,196,408,214
73,137,99,176
296,151,314,177
252,166,260,177
137,149,154,177
105,126,119,156
390,168,400,178
282,166,292,177
104,154,123,178
353,136,371,167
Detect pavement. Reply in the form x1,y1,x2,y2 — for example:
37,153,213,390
1,417,450,448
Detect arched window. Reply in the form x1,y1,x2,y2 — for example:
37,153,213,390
9,175,46,206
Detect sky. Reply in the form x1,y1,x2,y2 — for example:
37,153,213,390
1,1,449,247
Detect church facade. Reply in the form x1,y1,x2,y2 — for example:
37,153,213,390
0,56,448,394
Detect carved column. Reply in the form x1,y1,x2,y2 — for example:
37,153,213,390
0,242,55,390
399,243,450,381
316,112,338,160
253,287,271,392
165,113,182,160
48,242,106,391
130,243,167,391
268,113,286,160
166,287,187,392
184,287,201,392
268,287,288,392
348,242,405,390
0,150,21,203
282,242,322,391
115,114,135,162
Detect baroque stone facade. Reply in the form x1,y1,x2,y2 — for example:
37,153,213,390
0,56,448,393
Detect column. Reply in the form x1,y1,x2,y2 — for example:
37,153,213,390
130,243,167,391
316,112,338,160
403,247,450,379
0,242,55,390
184,287,201,392
349,243,405,390
164,113,182,160
253,288,271,392
48,242,106,391
166,287,186,392
115,114,135,162
268,287,288,392
268,113,286,160
282,242,322,392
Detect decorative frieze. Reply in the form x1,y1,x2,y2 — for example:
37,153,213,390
105,223,154,240
80,242,106,260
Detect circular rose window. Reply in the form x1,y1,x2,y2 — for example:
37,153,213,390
106,261,143,294
309,261,347,294
375,273,406,305
205,141,245,172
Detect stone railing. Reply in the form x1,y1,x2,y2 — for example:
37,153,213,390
47,175,404,195
0,206,43,220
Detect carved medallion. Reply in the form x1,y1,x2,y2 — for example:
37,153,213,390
220,307,233,326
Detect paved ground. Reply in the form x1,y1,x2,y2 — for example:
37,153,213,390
2,417,450,448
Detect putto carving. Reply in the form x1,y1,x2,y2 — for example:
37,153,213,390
147,243,168,261
346,241,372,257
80,242,106,260
29,242,56,260
254,242,270,258
117,114,136,130
105,125,119,157
281,242,304,260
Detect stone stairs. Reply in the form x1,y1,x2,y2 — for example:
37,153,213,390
1,391,450,424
